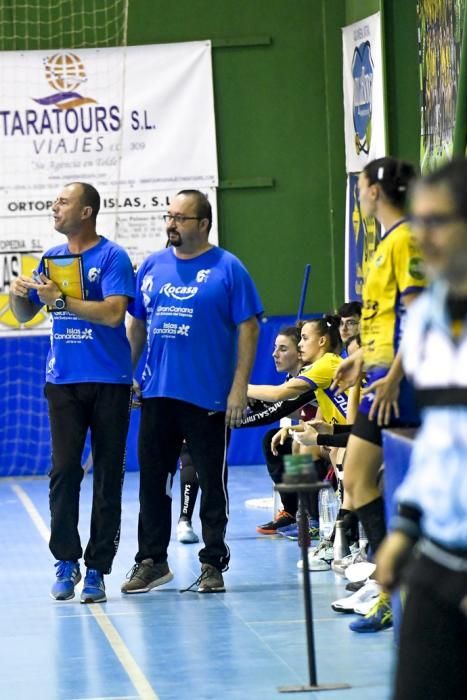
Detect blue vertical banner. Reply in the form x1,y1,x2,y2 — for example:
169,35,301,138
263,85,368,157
345,173,381,301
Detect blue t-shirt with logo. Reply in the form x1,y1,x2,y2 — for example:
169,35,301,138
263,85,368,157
31,236,135,384
130,246,263,410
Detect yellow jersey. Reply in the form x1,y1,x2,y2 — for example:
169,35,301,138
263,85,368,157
361,219,426,369
296,353,348,424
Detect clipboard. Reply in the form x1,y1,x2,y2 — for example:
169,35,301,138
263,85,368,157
43,254,85,310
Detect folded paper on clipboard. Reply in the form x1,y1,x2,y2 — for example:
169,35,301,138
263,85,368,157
43,254,85,304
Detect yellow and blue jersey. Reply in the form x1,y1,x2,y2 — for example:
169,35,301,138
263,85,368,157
361,219,426,370
296,353,348,424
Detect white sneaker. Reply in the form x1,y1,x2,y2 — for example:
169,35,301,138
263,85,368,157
345,560,376,583
331,548,368,577
331,579,380,613
354,596,381,615
297,541,334,571
176,519,199,544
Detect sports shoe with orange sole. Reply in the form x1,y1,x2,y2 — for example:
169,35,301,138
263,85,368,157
256,510,295,534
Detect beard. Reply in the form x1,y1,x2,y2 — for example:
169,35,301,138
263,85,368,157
167,230,182,246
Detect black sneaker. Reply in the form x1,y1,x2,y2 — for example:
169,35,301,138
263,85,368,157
256,510,295,534
121,558,174,594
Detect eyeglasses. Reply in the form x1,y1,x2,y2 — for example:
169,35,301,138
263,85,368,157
339,319,359,328
409,213,464,230
163,214,203,224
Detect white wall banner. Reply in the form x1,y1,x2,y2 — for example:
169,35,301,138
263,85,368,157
0,41,218,334
342,12,386,173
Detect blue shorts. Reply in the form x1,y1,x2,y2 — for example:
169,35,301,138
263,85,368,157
359,367,420,423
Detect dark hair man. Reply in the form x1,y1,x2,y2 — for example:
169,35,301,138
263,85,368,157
121,189,262,594
9,181,135,604
337,300,362,345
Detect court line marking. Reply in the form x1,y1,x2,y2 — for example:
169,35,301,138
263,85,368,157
11,483,159,700
185,573,303,683
56,610,145,619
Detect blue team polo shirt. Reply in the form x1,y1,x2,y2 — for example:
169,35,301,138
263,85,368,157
130,245,263,411
31,236,135,384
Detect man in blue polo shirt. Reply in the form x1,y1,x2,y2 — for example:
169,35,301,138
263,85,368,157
121,189,262,594
9,181,135,604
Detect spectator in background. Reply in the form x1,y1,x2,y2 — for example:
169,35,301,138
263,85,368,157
9,181,135,604
337,300,362,353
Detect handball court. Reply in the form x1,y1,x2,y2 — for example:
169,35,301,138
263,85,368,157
0,466,392,700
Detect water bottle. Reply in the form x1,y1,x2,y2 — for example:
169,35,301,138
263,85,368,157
358,521,368,552
318,487,339,541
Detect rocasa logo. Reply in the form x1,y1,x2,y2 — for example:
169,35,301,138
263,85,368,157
160,283,198,301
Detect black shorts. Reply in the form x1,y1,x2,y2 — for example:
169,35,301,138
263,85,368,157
351,410,383,446
352,410,420,447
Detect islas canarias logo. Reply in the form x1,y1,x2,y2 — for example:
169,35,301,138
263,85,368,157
33,53,97,110
352,41,374,156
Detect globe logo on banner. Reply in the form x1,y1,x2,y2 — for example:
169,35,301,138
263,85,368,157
33,53,97,110
352,41,374,156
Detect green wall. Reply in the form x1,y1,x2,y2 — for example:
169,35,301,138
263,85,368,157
384,0,420,164
345,0,381,24
0,0,423,315
127,0,347,315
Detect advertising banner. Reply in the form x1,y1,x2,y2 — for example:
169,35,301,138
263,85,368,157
342,12,386,173
0,41,218,334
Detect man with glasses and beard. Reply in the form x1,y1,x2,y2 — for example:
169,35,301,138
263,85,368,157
121,189,262,595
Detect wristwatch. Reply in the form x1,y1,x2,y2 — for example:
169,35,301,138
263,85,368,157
54,294,66,311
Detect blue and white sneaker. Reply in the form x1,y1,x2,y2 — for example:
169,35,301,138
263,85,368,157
297,540,334,571
277,519,320,541
80,568,106,604
349,592,393,632
50,560,81,601
276,523,299,540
